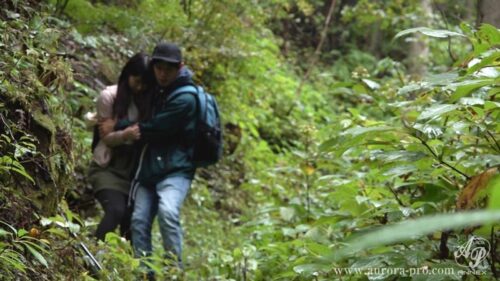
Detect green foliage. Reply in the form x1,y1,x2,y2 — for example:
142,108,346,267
395,27,466,39
2,0,499,280
328,210,500,262
264,24,499,280
0,0,80,214
0,220,50,279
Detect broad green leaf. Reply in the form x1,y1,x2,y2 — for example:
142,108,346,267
466,51,500,75
293,263,331,275
53,220,80,233
232,247,242,260
331,87,353,95
313,212,351,225
459,97,485,106
425,72,459,85
350,254,387,268
142,260,163,275
0,228,10,237
484,101,500,110
397,82,430,95
420,29,465,38
415,183,452,203
487,175,500,210
291,150,307,159
477,23,500,46
417,104,459,121
5,11,21,20
24,244,48,268
361,78,380,90
17,229,28,237
449,79,493,102
375,150,427,163
330,81,354,89
405,249,431,266
341,126,395,137
488,85,500,97
353,83,367,94
394,27,464,39
320,131,394,156
304,241,332,256
279,207,295,222
319,137,338,151
304,227,329,244
383,165,418,177
480,154,500,167
413,123,444,138
281,227,294,237
40,217,55,226
323,210,500,262
479,65,500,78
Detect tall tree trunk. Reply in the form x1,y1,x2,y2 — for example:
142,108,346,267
408,0,432,79
368,21,382,57
465,0,476,23
477,0,500,27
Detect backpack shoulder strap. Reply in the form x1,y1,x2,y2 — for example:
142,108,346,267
166,85,207,118
195,86,208,119
166,85,203,116
167,85,198,103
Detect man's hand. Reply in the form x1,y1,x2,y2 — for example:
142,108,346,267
123,124,141,141
99,118,116,138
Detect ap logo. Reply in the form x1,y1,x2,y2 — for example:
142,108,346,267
454,236,490,269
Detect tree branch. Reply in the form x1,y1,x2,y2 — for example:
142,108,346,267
295,0,337,97
486,130,500,151
388,186,406,207
419,139,470,180
433,1,457,62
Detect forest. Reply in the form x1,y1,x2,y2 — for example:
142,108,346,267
0,0,499,280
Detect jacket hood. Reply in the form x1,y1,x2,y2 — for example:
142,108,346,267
177,66,193,79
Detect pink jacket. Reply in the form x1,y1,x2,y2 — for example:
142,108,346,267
93,85,139,167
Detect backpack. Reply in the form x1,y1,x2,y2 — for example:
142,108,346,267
169,84,223,167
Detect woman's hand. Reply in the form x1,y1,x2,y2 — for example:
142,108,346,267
99,118,116,138
123,124,141,141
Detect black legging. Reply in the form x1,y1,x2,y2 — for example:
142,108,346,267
95,189,132,241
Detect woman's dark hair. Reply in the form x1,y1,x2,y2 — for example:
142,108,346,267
112,52,152,120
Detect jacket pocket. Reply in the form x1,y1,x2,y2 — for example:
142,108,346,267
139,146,168,185
154,153,167,172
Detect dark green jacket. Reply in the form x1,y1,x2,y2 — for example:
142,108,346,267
117,68,197,187
88,144,139,194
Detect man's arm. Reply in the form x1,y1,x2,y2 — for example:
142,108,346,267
138,94,196,142
114,118,134,131
101,125,140,146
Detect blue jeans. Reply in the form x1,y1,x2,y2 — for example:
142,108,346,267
131,176,191,265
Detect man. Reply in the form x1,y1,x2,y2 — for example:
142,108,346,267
112,42,197,272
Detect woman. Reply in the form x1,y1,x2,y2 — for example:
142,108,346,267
88,52,151,241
